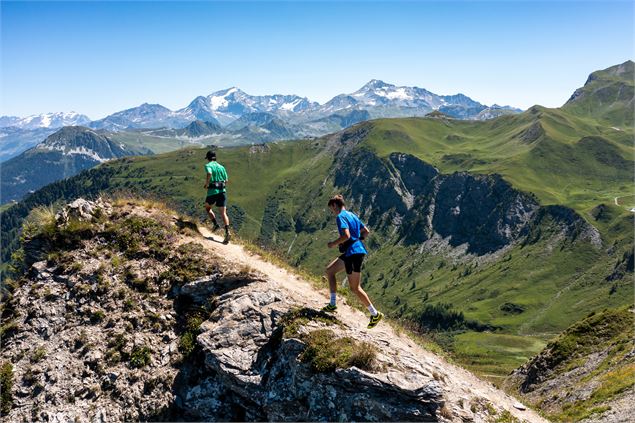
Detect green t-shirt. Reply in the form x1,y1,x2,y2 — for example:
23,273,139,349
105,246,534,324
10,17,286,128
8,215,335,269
205,161,228,196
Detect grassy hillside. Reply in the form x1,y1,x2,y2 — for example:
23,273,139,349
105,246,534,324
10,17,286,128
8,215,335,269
506,306,634,422
563,60,634,127
363,107,633,213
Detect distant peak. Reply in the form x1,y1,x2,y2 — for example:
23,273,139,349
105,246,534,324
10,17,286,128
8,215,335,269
360,79,392,90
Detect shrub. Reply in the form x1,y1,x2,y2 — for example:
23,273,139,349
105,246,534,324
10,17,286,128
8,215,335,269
124,267,148,292
0,321,19,339
279,307,340,338
179,332,197,357
178,310,208,357
105,216,174,260
130,346,152,368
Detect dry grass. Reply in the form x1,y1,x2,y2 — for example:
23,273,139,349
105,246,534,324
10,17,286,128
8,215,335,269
22,204,57,238
438,404,453,419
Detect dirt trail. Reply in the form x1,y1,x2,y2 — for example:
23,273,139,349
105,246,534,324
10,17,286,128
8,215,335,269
197,226,548,423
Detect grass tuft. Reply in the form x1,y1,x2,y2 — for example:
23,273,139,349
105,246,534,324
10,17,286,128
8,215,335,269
299,329,377,373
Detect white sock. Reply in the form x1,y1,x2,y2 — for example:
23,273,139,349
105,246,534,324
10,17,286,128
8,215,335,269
368,304,378,316
330,293,336,306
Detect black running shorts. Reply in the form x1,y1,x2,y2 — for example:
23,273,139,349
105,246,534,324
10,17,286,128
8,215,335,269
339,253,365,274
205,192,226,207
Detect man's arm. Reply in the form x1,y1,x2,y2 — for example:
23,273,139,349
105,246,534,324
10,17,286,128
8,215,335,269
204,172,211,188
360,226,370,240
328,228,350,248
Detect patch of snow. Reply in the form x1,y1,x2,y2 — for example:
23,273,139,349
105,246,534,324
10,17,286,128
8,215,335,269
280,99,301,111
66,146,107,162
210,95,229,110
384,87,412,100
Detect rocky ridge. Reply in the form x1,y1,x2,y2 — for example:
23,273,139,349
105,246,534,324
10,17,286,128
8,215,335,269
1,198,546,422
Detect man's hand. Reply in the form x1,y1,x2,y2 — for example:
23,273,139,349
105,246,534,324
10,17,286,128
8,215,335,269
327,241,337,249
204,183,209,189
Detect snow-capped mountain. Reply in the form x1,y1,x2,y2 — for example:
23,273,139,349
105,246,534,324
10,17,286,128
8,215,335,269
315,80,491,119
176,96,226,125
37,126,132,162
0,112,91,130
89,103,191,130
205,87,317,115
77,80,522,133
89,89,320,130
1,126,140,204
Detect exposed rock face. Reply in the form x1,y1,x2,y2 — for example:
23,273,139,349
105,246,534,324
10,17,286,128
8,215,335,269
183,280,441,421
526,205,602,247
517,121,544,143
335,150,541,254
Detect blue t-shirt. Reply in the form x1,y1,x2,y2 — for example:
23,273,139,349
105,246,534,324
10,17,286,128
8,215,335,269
336,210,368,256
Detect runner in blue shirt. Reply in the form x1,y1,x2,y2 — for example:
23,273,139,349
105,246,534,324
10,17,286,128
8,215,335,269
323,194,383,329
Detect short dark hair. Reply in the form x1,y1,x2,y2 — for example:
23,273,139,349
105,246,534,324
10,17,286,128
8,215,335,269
206,150,216,161
327,194,345,208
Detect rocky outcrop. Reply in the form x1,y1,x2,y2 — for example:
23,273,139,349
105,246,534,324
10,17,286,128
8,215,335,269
1,198,546,422
524,205,602,247
3,199,444,422
182,282,442,421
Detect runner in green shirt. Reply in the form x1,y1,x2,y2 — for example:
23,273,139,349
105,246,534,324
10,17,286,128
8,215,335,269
204,150,231,244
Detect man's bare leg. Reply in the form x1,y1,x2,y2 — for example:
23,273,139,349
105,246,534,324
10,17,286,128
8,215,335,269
218,206,230,227
205,204,220,229
346,272,371,307
217,206,231,243
323,257,345,310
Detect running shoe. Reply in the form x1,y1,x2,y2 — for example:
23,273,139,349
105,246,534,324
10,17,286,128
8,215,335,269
321,304,337,313
367,312,384,329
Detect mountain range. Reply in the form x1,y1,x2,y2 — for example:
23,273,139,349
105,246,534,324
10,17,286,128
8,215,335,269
0,80,521,162
86,80,520,131
0,63,630,205
0,112,91,130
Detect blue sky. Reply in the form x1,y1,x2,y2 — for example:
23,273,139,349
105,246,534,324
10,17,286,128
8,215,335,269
1,1,633,118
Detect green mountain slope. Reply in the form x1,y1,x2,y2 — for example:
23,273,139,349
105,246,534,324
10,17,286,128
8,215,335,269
563,60,634,127
2,62,633,384
506,306,634,422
